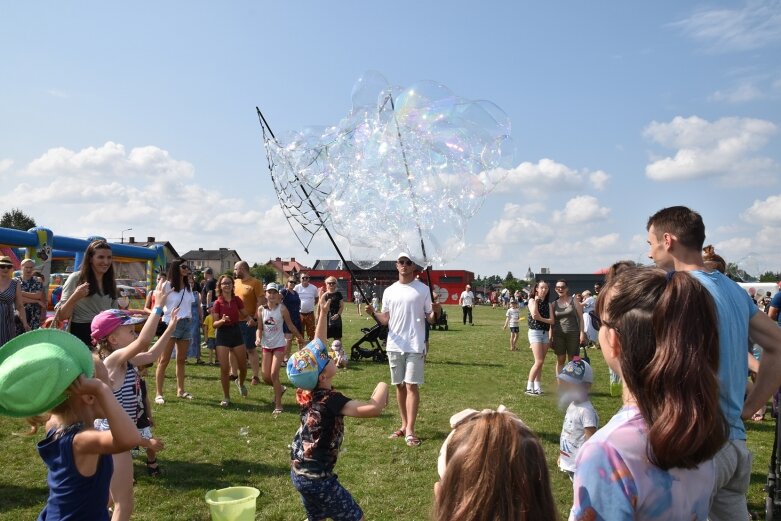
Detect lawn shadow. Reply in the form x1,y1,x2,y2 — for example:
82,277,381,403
0,484,48,509
152,458,290,491
425,360,503,368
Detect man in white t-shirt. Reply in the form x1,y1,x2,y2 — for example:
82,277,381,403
366,252,440,448
459,284,475,326
294,273,319,341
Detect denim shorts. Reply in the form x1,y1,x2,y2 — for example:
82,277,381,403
291,470,363,521
170,317,192,340
528,329,549,344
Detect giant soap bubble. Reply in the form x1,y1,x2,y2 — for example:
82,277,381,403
260,71,514,268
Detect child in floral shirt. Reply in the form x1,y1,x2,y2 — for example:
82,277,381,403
287,293,389,521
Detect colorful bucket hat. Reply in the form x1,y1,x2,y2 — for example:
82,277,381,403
286,338,331,390
0,329,94,417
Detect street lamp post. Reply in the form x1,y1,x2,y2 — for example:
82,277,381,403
120,228,133,244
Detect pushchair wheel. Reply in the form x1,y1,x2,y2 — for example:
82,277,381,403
767,495,774,521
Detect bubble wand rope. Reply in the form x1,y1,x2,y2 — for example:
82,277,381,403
256,107,379,322
384,93,435,292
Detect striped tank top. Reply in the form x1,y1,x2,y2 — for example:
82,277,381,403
95,363,141,431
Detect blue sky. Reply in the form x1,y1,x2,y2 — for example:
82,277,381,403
1,1,780,277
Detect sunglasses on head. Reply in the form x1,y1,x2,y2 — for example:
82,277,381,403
397,260,414,266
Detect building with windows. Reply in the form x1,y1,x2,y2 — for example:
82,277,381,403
181,248,241,275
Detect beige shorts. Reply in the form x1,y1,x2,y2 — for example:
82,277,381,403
387,351,425,385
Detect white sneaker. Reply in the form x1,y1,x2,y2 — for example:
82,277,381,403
524,389,536,396
534,389,544,396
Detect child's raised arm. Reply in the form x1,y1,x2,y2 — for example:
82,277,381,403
340,382,389,418
311,293,331,345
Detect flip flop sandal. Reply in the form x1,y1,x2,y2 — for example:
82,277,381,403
220,399,230,408
177,392,193,400
388,429,405,439
405,435,421,447
154,395,165,405
251,376,261,386
272,408,283,417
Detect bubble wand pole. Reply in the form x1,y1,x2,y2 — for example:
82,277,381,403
256,108,378,320
385,94,435,293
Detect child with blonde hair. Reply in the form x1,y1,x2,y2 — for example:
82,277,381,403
90,281,173,521
434,406,559,521
0,329,158,520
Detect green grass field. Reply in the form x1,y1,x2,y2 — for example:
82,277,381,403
0,305,775,520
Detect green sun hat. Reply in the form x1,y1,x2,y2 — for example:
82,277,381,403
0,329,94,418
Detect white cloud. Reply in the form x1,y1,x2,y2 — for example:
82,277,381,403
0,142,322,265
0,159,13,174
742,194,781,225
643,116,779,183
589,170,610,190
671,0,781,52
484,203,553,246
708,81,764,103
553,196,610,225
46,89,69,99
486,159,610,197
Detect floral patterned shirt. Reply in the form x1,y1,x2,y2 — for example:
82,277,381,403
570,406,714,521
290,388,351,479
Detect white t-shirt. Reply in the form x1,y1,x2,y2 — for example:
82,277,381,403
382,279,433,354
506,308,520,327
162,281,195,322
559,400,598,472
459,290,474,307
294,283,319,313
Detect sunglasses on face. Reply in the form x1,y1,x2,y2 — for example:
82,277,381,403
0,265,12,270
180,265,190,270
397,260,413,266
301,277,309,280
220,282,233,286
326,282,336,285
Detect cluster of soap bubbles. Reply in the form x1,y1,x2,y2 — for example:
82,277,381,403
261,71,514,267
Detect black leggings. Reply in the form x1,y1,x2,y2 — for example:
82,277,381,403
462,306,473,324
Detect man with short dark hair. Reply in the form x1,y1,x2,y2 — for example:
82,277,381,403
201,267,217,316
646,205,781,521
234,261,264,385
365,253,440,448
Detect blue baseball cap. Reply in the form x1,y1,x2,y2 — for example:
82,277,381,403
286,338,331,390
558,358,593,384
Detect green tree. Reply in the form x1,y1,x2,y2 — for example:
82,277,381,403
0,208,36,230
759,271,780,283
505,271,514,281
249,263,278,284
504,277,522,294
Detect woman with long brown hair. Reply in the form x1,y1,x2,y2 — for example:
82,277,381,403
58,240,118,346
154,259,196,404
434,407,558,521
525,281,554,396
212,274,250,407
571,267,727,520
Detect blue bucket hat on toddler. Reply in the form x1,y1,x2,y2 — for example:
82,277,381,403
557,357,593,384
286,338,331,390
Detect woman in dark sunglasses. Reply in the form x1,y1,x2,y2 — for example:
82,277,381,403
320,277,344,345
0,255,29,346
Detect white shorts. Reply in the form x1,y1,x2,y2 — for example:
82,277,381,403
528,329,550,344
388,351,425,385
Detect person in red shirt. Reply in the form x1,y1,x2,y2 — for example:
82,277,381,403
212,275,251,407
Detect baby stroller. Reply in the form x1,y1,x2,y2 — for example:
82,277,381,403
350,324,388,363
766,391,781,520
434,308,448,331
